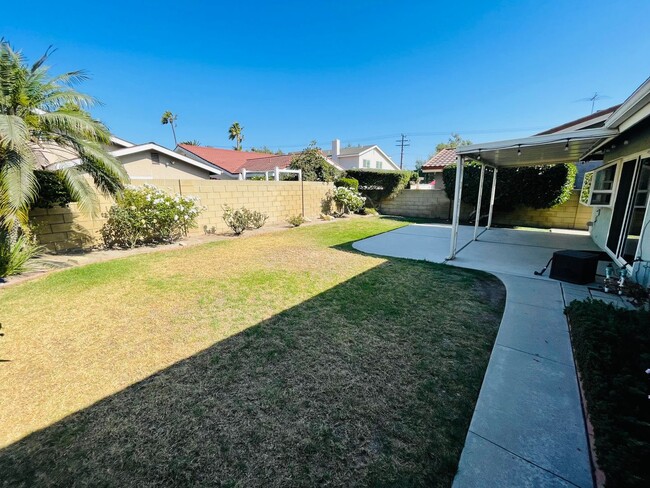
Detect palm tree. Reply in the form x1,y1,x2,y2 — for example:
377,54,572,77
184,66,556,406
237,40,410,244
228,122,244,151
0,41,128,236
161,111,178,146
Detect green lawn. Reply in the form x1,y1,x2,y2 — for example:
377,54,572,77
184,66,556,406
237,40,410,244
0,217,505,487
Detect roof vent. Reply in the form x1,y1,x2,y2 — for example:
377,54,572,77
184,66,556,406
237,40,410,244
151,152,160,163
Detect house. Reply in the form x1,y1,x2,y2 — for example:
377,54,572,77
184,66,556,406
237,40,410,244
328,139,400,171
175,145,269,179
420,148,457,188
449,76,650,287
48,138,222,180
177,144,342,179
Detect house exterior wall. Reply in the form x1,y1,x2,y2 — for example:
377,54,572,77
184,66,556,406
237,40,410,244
420,170,445,189
336,148,398,170
589,117,650,285
30,180,334,251
120,152,213,180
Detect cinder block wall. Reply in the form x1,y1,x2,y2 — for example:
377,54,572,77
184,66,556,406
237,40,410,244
492,191,591,230
30,180,333,251
379,189,591,230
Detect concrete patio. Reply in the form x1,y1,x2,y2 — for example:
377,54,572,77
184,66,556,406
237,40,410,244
352,223,621,488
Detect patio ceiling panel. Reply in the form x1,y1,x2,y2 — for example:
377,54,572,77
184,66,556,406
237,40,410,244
456,127,618,167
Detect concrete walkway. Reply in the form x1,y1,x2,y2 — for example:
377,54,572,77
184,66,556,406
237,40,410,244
353,224,599,487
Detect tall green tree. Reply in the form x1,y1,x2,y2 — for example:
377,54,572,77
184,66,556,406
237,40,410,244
161,111,178,146
228,122,244,151
289,141,339,182
0,41,128,234
435,133,472,152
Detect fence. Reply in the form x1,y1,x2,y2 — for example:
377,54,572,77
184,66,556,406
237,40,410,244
379,189,591,230
30,179,334,251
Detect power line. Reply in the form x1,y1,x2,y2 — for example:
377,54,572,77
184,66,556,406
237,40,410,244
395,134,410,169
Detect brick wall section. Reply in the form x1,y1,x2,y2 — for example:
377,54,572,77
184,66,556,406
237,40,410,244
30,179,333,251
379,189,591,230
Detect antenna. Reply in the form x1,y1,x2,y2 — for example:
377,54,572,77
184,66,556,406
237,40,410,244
395,134,410,169
575,92,611,114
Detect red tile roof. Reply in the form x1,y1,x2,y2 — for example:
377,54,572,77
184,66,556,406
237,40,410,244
422,148,457,170
241,154,296,172
178,144,268,174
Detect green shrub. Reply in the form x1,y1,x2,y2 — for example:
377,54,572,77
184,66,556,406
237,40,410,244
345,169,414,205
565,299,650,487
101,185,202,248
334,177,359,191
442,162,577,210
287,214,306,227
222,205,269,235
289,142,340,182
32,170,73,209
360,207,379,216
0,232,44,278
332,187,366,215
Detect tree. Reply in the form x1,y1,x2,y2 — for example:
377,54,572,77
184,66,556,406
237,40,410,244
250,145,284,155
228,122,244,151
179,139,200,146
435,133,472,152
0,41,128,237
289,141,339,182
161,111,178,146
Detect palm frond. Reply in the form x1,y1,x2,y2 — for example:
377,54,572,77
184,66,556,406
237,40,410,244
0,114,29,150
58,166,100,217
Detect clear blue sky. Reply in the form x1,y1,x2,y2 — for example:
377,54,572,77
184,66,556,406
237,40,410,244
3,0,650,168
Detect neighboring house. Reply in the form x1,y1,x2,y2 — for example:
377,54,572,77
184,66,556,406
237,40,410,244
328,139,400,171
452,76,650,286
175,145,269,179
48,139,222,180
177,144,342,179
420,148,457,188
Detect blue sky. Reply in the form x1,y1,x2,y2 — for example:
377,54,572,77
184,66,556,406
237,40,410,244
3,0,650,168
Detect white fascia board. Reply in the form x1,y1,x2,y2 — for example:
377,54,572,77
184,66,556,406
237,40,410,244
605,77,650,129
456,128,619,155
109,136,135,148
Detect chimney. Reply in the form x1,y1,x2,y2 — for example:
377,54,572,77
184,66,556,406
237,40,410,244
332,139,340,161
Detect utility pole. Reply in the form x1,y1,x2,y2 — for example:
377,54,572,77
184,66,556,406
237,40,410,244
396,134,410,169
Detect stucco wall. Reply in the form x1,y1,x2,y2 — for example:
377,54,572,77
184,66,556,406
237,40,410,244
379,189,590,229
30,180,334,251
121,152,212,180
336,148,398,170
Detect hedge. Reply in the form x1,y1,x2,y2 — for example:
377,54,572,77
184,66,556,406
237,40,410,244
345,169,415,204
442,162,577,210
334,177,359,191
32,170,73,209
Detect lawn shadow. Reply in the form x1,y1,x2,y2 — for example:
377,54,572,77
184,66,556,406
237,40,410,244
0,259,504,488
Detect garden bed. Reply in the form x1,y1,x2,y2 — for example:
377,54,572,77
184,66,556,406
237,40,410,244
566,299,650,488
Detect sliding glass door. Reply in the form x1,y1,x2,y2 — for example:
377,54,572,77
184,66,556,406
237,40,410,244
607,156,650,263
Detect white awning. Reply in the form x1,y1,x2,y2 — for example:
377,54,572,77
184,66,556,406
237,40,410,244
456,127,618,167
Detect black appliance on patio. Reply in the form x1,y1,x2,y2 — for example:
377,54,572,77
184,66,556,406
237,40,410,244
534,250,600,285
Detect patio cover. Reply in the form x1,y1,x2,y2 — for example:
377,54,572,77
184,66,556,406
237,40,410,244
446,127,618,259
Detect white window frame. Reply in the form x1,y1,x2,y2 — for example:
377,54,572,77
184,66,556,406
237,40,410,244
581,159,621,207
376,161,383,169
362,159,371,168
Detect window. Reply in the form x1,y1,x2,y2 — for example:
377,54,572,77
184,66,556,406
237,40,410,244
377,161,383,169
362,159,371,168
581,164,617,206
151,152,160,163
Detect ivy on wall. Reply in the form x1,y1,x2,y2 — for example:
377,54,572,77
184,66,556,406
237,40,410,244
442,162,577,210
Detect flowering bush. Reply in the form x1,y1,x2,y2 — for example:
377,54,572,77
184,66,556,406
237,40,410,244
101,185,202,248
222,205,268,235
332,186,366,215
